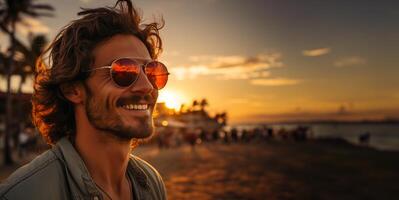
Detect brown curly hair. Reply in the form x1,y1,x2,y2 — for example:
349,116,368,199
32,0,164,145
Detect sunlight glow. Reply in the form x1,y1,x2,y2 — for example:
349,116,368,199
158,89,186,111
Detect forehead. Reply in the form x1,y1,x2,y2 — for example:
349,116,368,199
92,34,151,68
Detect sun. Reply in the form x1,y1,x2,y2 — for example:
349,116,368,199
157,89,186,111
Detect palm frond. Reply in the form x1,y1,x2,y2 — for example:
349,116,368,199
31,4,54,11
23,10,39,17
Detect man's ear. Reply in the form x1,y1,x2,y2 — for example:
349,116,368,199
59,82,85,104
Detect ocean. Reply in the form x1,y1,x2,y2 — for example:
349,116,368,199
235,123,399,151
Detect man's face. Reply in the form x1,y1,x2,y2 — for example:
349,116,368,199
83,34,158,140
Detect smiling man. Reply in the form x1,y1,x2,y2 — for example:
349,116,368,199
0,1,167,199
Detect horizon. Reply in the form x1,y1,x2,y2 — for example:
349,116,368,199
1,0,399,124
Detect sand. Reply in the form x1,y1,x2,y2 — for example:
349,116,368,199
2,140,399,200
134,140,399,200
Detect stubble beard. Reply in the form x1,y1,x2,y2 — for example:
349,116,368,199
84,92,154,141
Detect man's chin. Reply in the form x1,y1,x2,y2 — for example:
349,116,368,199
111,123,154,140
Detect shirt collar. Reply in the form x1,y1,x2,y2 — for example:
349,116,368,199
55,137,150,199
55,137,101,198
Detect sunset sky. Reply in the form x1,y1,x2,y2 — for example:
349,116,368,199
1,0,399,124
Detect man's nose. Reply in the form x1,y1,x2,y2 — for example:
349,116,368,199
129,68,154,94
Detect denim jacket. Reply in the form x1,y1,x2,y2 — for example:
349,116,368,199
0,137,167,200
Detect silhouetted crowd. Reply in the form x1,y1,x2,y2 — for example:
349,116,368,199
156,125,313,148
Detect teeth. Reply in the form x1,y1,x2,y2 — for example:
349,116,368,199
122,104,148,110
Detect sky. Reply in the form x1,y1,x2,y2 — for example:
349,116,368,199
1,0,399,124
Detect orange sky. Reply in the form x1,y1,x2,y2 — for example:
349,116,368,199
1,0,399,124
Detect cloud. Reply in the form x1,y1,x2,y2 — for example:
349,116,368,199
16,17,50,36
173,52,298,87
250,78,301,86
302,48,331,57
173,52,281,80
171,65,210,80
210,53,283,69
190,53,283,69
188,55,214,62
334,56,366,67
217,70,270,80
163,50,180,56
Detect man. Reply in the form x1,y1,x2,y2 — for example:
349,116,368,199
0,0,168,199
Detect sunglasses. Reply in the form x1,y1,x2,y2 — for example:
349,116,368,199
87,57,169,90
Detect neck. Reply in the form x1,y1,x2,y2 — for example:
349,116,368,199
75,123,132,199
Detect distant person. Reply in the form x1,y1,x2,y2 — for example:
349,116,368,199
17,127,30,157
267,127,274,139
231,128,238,142
359,132,371,145
18,127,39,156
292,126,309,142
212,129,219,141
278,128,289,140
223,130,230,144
199,129,207,142
0,1,168,199
241,129,248,142
253,128,262,141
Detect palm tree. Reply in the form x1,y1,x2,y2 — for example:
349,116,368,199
219,112,227,126
14,33,47,93
12,34,47,150
179,103,186,113
214,113,220,122
192,100,199,112
199,98,208,111
0,0,54,165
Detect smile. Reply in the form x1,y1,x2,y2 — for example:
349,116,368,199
121,104,149,110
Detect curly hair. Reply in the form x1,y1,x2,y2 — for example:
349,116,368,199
32,0,164,145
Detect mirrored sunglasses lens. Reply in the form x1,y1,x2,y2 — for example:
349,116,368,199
111,58,140,87
145,61,169,89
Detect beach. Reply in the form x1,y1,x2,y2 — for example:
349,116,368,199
2,139,399,200
134,140,399,200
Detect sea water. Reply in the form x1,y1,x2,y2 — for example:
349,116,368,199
236,123,399,151
309,123,399,151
